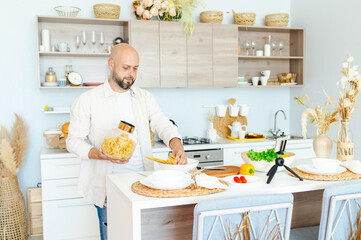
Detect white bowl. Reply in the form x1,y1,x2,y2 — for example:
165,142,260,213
154,158,199,172
149,170,190,188
311,158,340,172
241,151,295,172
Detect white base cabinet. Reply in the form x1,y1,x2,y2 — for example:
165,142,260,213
40,149,99,240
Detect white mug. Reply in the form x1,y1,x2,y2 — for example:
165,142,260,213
216,105,227,117
251,77,259,86
261,70,271,78
57,42,69,52
239,104,250,116
238,129,246,139
256,50,263,56
228,104,240,117
260,76,268,86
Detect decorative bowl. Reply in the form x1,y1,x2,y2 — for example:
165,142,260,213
54,6,81,17
241,151,295,172
153,158,199,172
311,158,341,172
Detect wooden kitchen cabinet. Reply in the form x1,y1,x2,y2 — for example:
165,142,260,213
212,24,238,87
130,20,160,88
187,23,213,88
159,21,187,88
237,26,304,86
36,16,129,89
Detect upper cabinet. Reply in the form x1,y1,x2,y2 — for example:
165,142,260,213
36,16,129,89
130,20,160,88
237,26,304,86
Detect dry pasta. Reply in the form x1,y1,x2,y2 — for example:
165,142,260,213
101,133,136,160
145,154,177,165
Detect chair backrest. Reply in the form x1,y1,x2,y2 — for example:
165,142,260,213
193,193,294,240
319,180,361,240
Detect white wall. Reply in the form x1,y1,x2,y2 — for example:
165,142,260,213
0,0,291,197
290,0,361,159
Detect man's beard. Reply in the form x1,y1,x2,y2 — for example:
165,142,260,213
112,74,135,90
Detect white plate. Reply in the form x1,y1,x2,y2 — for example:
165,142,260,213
140,176,194,190
296,164,346,175
238,82,252,86
222,175,262,185
42,82,58,87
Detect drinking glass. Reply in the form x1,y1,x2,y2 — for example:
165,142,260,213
271,41,277,56
81,31,87,53
91,31,96,53
279,41,284,55
251,41,256,56
75,35,80,52
245,41,250,56
99,32,105,52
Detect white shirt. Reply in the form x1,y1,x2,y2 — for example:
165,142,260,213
112,91,144,173
66,80,181,207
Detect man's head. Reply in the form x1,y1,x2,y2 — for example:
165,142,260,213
108,43,139,92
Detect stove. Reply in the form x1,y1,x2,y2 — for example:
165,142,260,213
182,136,211,145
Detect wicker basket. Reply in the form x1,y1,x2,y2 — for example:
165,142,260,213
93,4,120,19
200,11,223,24
233,11,256,26
265,13,289,27
0,176,27,240
54,6,81,17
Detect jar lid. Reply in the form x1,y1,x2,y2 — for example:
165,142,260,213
118,121,135,133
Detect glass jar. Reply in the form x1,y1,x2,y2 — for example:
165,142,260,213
45,67,57,83
264,35,272,56
101,121,137,161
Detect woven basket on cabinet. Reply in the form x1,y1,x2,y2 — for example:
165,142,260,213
93,4,120,19
200,11,223,24
233,11,256,25
265,13,289,27
0,176,27,240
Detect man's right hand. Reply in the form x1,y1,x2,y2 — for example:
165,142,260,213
88,147,129,164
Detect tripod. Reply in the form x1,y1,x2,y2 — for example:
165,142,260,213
266,134,303,184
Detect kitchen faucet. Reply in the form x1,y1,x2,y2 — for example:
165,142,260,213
269,110,287,138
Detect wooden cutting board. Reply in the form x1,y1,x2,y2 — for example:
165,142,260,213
201,166,240,178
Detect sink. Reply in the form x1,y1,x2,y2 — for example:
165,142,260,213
266,135,303,140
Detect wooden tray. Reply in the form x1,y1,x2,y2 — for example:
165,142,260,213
201,166,240,178
227,136,266,142
131,181,227,198
288,167,361,181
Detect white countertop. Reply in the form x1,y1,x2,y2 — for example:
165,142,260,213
106,158,357,210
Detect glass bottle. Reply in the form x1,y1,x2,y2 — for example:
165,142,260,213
264,35,272,57
45,67,57,83
337,119,354,161
339,119,352,143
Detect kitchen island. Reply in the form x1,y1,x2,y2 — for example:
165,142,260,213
106,158,359,240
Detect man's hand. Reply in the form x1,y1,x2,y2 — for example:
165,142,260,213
88,147,129,164
169,138,187,165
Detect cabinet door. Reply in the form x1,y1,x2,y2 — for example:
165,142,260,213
213,24,238,87
130,20,160,88
159,22,187,88
187,23,213,88
41,158,81,181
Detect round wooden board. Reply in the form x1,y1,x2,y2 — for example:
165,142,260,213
213,109,247,138
201,166,240,178
131,181,227,198
287,167,361,181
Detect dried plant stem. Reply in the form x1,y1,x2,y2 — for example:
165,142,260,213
0,126,10,143
10,114,28,168
0,139,17,176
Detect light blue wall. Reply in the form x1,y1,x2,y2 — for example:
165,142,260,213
290,0,361,159
0,0,291,196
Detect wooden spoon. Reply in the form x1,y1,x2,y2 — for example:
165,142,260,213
227,98,236,105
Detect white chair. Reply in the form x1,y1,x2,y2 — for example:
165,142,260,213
291,180,361,240
193,193,294,240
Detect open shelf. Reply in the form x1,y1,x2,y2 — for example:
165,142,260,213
39,52,110,57
238,55,303,60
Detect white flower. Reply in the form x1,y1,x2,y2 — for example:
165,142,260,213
341,76,348,88
136,5,145,16
143,10,152,19
143,0,153,7
349,89,355,95
153,0,162,9
161,0,169,9
150,7,159,16
342,62,349,68
351,65,359,71
347,56,354,63
169,7,176,16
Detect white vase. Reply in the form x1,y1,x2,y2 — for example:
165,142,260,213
206,122,217,142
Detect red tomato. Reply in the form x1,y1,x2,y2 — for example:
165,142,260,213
239,176,247,183
233,176,241,183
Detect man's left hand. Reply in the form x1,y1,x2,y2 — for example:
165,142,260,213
169,138,187,165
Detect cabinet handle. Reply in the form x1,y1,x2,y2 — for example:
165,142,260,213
56,183,77,188
58,202,93,208
56,163,80,166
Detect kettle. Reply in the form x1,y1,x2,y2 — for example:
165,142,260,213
228,121,247,139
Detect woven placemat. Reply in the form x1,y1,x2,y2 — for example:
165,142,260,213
287,167,361,181
213,109,247,138
131,181,227,198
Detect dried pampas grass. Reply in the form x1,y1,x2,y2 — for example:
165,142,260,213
349,201,361,240
10,114,28,168
0,114,28,178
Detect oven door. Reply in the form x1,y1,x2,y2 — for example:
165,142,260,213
184,149,223,169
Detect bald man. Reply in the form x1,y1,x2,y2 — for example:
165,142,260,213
66,44,186,240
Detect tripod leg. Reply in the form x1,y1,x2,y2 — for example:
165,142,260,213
266,165,278,184
284,165,303,181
